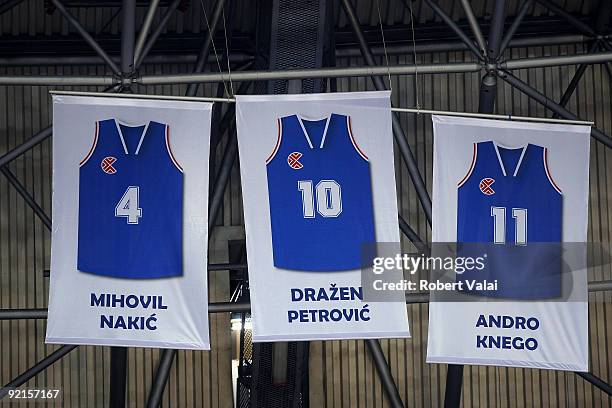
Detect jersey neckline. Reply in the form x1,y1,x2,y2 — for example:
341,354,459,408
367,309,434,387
491,140,530,177
113,119,151,155
295,114,332,149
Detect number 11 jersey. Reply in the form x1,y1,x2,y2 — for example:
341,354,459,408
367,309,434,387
266,114,376,271
456,140,563,298
77,119,184,279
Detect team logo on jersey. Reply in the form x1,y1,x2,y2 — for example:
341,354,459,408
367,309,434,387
287,152,303,169
479,177,495,195
101,156,117,174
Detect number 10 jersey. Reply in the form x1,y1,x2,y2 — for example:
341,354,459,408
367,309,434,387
266,113,376,271
77,119,184,279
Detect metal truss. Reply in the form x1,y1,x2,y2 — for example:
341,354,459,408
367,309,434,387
0,0,612,407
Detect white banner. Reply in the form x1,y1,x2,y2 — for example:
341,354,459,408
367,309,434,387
46,95,211,349
426,115,590,371
236,91,410,342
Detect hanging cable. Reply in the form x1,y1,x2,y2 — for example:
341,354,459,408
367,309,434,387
407,0,421,112
199,0,229,97
375,0,393,94
221,4,235,97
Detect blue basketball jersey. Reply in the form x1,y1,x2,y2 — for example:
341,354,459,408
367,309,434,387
266,113,376,271
77,119,183,279
456,140,563,299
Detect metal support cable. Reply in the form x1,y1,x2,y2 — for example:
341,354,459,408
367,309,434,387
499,0,534,57
487,0,506,61
0,345,78,399
535,0,597,37
207,81,248,231
460,0,486,55
422,0,484,61
186,0,226,96
51,0,121,75
134,0,161,65
499,69,612,149
0,167,52,230
365,339,404,408
341,0,433,224
134,0,182,69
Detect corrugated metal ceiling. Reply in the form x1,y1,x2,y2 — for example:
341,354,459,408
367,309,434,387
0,0,597,37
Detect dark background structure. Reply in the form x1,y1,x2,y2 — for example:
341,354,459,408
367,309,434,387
0,0,611,406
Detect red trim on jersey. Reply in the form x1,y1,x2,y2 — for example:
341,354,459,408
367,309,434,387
347,117,369,161
79,121,99,167
544,148,562,194
266,118,282,164
458,143,477,187
165,125,183,172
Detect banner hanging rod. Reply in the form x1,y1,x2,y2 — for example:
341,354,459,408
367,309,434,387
49,90,594,126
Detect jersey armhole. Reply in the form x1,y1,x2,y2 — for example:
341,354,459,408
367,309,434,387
79,121,99,167
165,125,184,173
265,118,282,164
347,116,369,161
457,143,477,187
544,148,562,194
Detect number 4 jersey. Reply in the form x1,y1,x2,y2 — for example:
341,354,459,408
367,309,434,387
456,140,562,299
266,113,376,271
77,119,183,279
